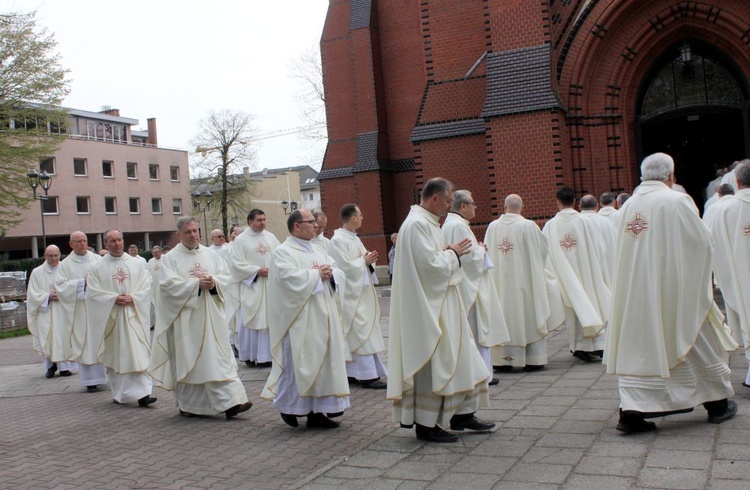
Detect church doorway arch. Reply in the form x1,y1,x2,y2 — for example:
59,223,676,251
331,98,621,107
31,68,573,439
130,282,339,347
636,40,749,210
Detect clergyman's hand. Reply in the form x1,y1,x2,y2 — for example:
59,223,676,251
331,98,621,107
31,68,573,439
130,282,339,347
448,238,472,256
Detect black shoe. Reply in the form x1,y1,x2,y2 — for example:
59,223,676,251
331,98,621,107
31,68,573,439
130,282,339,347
523,365,545,372
86,385,98,393
327,411,344,418
494,365,513,373
138,395,158,407
280,413,299,427
232,345,239,358
179,409,199,418
616,409,657,434
306,412,340,429
45,363,57,379
59,370,72,377
224,401,253,419
415,424,458,443
593,350,604,358
450,415,496,432
573,351,599,362
256,361,272,368
244,360,255,368
488,377,500,386
707,400,738,424
347,377,359,384
361,379,387,389
742,382,750,389
113,399,121,404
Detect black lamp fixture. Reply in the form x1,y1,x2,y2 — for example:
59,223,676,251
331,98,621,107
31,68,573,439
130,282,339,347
192,191,212,245
280,199,298,215
26,168,53,250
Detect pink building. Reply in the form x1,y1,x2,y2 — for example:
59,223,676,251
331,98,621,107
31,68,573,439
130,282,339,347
1,107,190,258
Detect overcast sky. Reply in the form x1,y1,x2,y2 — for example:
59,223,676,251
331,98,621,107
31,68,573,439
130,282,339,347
1,0,329,170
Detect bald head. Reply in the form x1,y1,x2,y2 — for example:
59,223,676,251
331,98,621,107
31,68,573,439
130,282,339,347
579,195,597,211
44,245,61,267
504,194,523,214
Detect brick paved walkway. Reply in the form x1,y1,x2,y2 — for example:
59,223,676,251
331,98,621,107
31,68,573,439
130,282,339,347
1,293,748,489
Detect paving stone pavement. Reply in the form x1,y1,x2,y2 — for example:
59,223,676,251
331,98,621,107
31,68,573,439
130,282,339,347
1,291,749,489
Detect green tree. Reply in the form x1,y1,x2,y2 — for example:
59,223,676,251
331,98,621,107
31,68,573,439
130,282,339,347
191,109,257,236
0,11,70,232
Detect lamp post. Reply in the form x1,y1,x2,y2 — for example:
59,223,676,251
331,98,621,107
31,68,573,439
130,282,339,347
280,199,298,215
26,168,53,252
192,191,212,245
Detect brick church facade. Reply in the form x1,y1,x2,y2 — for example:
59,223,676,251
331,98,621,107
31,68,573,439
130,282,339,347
319,0,750,254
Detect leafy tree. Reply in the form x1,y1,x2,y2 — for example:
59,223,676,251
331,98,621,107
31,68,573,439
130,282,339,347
0,11,70,232
190,109,257,235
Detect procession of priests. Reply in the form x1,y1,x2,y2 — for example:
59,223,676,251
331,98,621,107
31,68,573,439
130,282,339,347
25,152,742,435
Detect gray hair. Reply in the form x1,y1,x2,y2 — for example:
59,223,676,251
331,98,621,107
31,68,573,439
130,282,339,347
176,216,198,231
641,152,674,182
451,190,472,211
717,184,735,197
737,162,750,188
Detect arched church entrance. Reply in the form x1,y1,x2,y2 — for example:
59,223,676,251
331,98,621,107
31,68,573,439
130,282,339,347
637,40,749,210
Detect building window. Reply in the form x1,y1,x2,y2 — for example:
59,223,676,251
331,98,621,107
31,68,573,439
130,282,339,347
172,198,182,214
102,160,114,178
151,198,162,214
129,197,140,214
40,157,55,175
42,196,58,215
170,166,179,181
104,196,116,214
76,196,90,214
73,158,87,176
149,164,159,180
127,162,137,179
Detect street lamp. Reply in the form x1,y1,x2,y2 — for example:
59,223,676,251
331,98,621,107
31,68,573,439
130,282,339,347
280,199,298,215
192,191,212,245
26,168,53,252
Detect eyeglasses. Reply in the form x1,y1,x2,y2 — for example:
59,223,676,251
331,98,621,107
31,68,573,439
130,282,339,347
71,239,87,243
213,235,225,238
296,219,316,225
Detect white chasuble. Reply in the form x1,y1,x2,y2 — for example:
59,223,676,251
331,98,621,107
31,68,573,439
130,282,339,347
227,228,281,331
54,251,101,363
485,214,559,349
149,243,237,390
712,189,750,353
441,213,509,349
387,205,489,402
542,209,609,339
311,234,330,253
580,210,617,282
27,262,59,358
598,205,620,225
328,228,386,355
261,237,350,400
86,254,152,373
606,181,737,378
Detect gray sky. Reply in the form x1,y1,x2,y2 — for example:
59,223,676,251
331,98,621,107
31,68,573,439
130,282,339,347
1,0,329,170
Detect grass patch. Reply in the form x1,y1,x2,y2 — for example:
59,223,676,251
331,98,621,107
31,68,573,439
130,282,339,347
0,328,30,340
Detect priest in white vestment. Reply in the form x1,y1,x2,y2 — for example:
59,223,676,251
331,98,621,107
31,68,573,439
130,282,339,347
598,192,620,224
328,204,388,388
147,245,164,330
579,194,617,282
54,231,107,392
712,162,750,387
227,209,281,368
150,217,252,419
542,188,610,362
128,244,148,266
261,209,350,429
86,230,156,407
606,152,737,433
442,191,509,385
704,185,741,343
485,194,563,371
27,246,77,378
311,211,330,252
209,229,230,261
388,178,495,443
